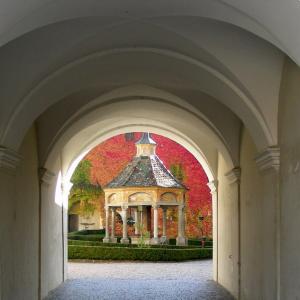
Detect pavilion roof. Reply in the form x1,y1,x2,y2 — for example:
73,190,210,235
105,155,185,189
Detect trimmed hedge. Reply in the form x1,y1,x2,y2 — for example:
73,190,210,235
69,229,105,235
68,245,212,261
169,238,213,248
68,239,203,249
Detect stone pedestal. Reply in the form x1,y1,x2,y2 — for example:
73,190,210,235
150,237,160,245
120,238,129,244
103,238,110,243
110,237,118,243
176,236,187,246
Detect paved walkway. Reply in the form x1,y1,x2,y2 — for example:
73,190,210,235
45,260,234,300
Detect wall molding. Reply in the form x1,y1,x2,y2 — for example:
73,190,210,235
255,146,280,172
0,146,22,175
225,167,241,184
39,167,55,186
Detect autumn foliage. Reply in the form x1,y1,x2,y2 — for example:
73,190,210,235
84,133,212,238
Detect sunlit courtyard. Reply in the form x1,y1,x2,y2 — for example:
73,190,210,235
46,260,233,300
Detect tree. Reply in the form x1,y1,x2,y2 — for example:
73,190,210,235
68,160,102,218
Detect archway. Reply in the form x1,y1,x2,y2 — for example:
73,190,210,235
37,95,240,298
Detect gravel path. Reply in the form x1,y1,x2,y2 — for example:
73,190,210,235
45,260,234,300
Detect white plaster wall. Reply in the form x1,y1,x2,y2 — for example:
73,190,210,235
279,58,300,299
0,126,40,300
239,128,263,299
217,153,239,298
13,127,40,300
239,127,279,300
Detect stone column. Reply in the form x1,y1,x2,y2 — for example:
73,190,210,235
134,208,139,235
162,207,167,238
110,207,117,243
103,206,110,243
151,204,159,244
121,205,129,244
139,206,144,236
176,204,187,245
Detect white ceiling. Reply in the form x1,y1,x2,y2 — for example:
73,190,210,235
0,0,299,64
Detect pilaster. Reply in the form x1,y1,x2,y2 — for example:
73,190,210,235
255,146,280,300
208,180,218,282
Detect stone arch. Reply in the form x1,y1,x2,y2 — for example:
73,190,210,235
128,192,152,203
160,192,178,202
1,47,274,153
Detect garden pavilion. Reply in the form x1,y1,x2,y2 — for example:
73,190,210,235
103,133,187,245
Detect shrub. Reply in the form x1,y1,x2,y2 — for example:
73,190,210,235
68,229,105,236
68,239,202,249
68,245,212,261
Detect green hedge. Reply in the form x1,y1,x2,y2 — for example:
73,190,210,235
69,229,105,235
68,245,212,261
68,234,104,242
68,232,212,248
168,238,212,248
68,239,202,249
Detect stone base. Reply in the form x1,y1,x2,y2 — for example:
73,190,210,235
176,236,187,246
120,238,130,244
110,237,117,243
150,237,160,245
103,237,110,243
160,236,169,244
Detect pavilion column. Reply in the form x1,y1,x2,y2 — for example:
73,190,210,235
134,208,139,235
176,204,187,245
121,205,129,244
110,207,117,243
139,207,144,235
162,207,167,238
103,206,110,243
151,204,159,244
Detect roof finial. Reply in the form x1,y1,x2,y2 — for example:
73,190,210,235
135,132,156,145
135,133,156,156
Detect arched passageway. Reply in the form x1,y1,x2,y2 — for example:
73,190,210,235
1,3,300,299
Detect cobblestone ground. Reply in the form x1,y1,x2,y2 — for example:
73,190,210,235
45,260,234,300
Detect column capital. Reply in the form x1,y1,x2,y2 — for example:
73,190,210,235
225,167,241,184
110,206,116,212
39,167,55,186
178,204,185,210
152,204,160,209
207,180,218,195
255,146,280,173
121,204,128,211
0,146,22,175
